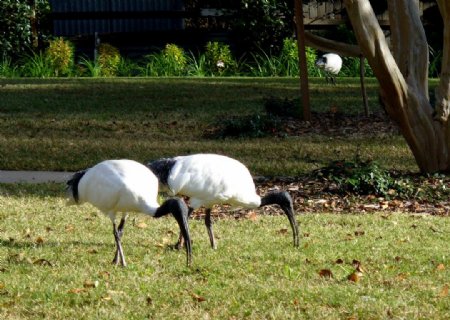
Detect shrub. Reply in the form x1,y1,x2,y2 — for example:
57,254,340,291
205,42,235,75
117,57,142,77
98,43,121,76
315,159,414,198
163,43,187,75
0,0,32,59
45,37,74,76
144,44,187,76
206,114,282,138
264,96,302,118
278,39,299,77
231,0,293,54
339,56,374,77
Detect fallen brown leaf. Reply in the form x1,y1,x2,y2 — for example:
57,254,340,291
246,211,258,221
352,260,365,273
33,258,53,267
35,237,44,245
277,228,288,234
347,271,363,282
68,288,87,294
395,273,408,281
439,284,448,298
99,271,110,279
335,258,344,264
83,280,99,288
380,201,389,210
24,228,31,238
436,263,445,271
345,234,354,241
136,222,148,229
318,269,333,278
190,292,206,302
352,259,361,267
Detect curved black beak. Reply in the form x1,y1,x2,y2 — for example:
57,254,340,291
283,203,300,248
260,191,299,247
155,198,192,266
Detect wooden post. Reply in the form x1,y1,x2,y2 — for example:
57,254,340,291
359,55,369,116
30,0,39,49
294,0,311,121
94,32,100,61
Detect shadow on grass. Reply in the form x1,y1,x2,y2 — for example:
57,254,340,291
0,238,109,249
0,183,65,198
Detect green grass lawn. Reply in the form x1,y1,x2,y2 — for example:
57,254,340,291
0,184,448,319
0,77,418,174
0,78,448,319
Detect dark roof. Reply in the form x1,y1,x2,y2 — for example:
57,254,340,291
49,0,184,36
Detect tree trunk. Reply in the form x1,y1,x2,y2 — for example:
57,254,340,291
343,0,450,173
435,0,450,123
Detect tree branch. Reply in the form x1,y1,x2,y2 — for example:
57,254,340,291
304,32,361,57
343,0,406,112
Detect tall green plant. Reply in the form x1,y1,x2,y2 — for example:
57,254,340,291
186,51,207,77
78,57,101,77
0,56,20,77
247,41,319,77
20,52,53,77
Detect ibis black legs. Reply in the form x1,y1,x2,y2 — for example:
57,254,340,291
112,216,128,266
204,209,217,249
174,207,217,250
174,191,299,251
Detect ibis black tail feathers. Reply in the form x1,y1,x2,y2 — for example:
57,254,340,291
66,169,87,203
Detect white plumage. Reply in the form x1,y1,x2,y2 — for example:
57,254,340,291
67,159,192,266
147,154,299,249
316,53,343,84
168,154,261,209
